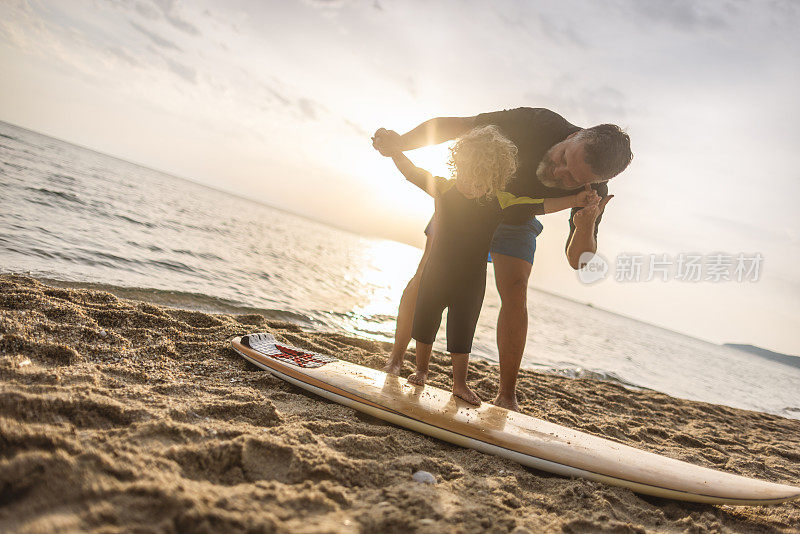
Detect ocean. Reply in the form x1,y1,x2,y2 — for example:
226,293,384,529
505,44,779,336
1,120,798,419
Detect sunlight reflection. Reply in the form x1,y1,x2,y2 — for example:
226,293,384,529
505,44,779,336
342,238,423,341
330,141,457,345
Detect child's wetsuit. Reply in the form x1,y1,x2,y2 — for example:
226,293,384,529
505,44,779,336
411,177,544,354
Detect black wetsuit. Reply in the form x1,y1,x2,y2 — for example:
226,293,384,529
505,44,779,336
411,108,610,352
411,178,542,353
473,107,609,242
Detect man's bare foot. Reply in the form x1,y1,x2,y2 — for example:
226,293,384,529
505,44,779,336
407,372,428,386
492,395,519,412
453,385,482,406
383,358,404,375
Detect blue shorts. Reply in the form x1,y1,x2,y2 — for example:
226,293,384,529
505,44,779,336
424,217,544,264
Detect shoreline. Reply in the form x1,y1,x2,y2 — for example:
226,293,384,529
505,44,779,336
1,274,799,532
13,272,793,419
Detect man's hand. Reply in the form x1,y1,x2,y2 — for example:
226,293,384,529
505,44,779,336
372,128,402,157
573,184,613,228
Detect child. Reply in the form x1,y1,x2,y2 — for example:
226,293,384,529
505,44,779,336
381,125,599,405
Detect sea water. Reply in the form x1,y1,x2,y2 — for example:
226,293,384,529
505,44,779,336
1,121,798,418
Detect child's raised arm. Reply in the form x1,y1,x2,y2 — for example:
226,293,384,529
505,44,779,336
390,152,440,197
376,131,441,196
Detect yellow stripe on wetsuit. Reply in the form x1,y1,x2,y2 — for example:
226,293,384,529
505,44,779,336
434,178,545,211
496,190,545,210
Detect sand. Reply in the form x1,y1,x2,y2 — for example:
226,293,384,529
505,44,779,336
1,273,799,533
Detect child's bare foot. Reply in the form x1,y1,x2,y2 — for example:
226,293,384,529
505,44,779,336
407,372,428,386
383,358,404,375
453,385,482,406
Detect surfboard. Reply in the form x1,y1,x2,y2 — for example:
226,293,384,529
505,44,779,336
231,333,800,506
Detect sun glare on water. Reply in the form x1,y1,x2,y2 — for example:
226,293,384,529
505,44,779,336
342,238,424,341
332,126,456,340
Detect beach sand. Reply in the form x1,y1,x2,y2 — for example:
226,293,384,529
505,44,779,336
1,273,799,533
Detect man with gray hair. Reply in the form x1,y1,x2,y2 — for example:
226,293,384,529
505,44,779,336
373,107,632,411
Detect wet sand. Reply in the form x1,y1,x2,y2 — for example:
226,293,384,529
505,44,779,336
1,273,799,533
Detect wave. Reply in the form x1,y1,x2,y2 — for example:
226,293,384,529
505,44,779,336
47,172,77,185
25,186,85,206
113,213,157,228
172,248,225,262
531,364,653,392
1,161,28,171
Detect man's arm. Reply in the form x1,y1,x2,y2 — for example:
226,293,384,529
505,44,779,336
566,216,598,270
565,195,613,270
373,116,476,155
398,116,477,150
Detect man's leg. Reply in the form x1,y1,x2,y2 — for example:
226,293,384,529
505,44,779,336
384,235,433,374
491,253,533,411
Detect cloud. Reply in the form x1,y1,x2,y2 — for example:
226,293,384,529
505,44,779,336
253,80,361,136
297,97,319,120
107,46,140,67
524,80,632,123
152,0,199,35
624,0,729,31
492,5,586,48
537,12,588,48
164,56,196,83
343,118,369,137
265,86,291,106
302,0,355,9
129,20,182,51
133,1,159,21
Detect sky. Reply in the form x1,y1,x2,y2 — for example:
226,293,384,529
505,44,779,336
1,0,799,354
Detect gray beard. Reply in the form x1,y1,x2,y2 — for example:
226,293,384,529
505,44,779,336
536,158,562,188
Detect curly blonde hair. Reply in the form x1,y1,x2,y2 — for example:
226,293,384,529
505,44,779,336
448,125,517,199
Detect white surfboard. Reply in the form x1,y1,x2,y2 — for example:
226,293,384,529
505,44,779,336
231,333,800,505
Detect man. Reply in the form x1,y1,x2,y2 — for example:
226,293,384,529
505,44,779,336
373,107,632,411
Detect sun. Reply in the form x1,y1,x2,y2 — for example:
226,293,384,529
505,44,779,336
400,142,454,180
360,141,454,192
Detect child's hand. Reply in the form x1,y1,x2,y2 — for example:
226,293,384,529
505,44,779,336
372,128,402,157
574,185,601,207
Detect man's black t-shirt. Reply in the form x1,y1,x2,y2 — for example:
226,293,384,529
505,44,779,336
473,107,608,241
